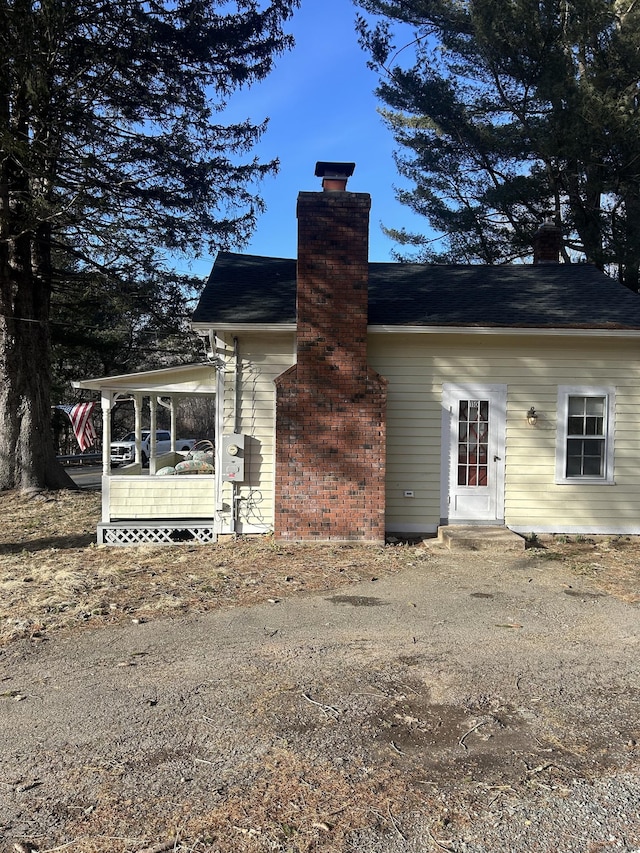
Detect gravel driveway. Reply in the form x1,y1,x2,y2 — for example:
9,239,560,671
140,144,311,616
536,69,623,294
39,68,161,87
1,543,639,852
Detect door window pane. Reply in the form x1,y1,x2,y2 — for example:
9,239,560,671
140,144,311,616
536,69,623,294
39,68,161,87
457,399,489,487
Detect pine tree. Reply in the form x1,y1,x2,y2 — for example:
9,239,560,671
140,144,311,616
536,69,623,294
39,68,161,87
0,0,297,491
356,0,640,285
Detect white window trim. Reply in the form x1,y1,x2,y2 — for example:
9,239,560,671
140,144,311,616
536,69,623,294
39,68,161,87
555,385,615,485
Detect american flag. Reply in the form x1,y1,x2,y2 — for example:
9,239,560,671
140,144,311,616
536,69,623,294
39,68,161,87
57,402,97,452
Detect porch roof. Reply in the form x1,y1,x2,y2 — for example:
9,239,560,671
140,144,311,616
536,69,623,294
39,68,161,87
72,363,217,395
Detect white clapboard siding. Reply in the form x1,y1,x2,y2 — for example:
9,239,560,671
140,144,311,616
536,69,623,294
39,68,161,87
109,476,216,520
370,331,640,534
218,332,295,533
215,329,640,536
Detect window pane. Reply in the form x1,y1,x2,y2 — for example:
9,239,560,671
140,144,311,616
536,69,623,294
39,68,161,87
585,416,603,435
568,397,585,417
583,438,604,456
566,457,581,476
566,439,583,476
586,397,605,417
568,416,583,435
583,456,603,476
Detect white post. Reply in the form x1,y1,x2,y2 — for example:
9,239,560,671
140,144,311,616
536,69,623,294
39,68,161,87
134,394,143,465
101,393,112,477
101,393,114,524
149,396,157,474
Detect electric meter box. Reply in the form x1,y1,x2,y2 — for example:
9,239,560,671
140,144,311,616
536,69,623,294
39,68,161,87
221,433,246,482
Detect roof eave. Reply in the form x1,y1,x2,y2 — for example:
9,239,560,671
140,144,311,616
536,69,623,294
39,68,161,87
191,322,297,334
368,325,640,336
193,321,640,337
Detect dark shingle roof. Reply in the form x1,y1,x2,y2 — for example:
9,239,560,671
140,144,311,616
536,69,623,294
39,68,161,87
194,254,297,325
192,252,640,330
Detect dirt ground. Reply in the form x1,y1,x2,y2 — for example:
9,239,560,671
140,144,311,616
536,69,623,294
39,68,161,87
0,489,639,853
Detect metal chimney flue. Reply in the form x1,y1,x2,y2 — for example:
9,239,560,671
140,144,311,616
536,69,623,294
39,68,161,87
315,160,355,191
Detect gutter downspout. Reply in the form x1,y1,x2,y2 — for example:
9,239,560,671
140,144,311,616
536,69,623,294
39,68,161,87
214,333,225,534
234,336,241,434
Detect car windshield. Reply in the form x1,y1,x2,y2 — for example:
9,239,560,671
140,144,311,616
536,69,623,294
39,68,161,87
119,432,150,442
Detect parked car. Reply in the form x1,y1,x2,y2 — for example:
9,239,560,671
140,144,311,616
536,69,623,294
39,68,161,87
110,431,196,467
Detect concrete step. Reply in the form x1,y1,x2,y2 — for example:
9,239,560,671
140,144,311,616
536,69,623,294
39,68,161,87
437,525,525,552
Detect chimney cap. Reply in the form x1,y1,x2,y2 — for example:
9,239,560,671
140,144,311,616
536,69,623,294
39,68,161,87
314,161,356,179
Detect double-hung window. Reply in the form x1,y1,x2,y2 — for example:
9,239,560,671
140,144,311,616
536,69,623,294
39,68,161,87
555,386,615,484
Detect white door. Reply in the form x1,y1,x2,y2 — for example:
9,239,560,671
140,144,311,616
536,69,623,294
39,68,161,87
441,384,506,524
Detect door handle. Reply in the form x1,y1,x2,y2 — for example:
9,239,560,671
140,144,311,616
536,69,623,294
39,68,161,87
493,455,501,461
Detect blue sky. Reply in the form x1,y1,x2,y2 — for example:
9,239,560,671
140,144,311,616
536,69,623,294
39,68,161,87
188,0,428,276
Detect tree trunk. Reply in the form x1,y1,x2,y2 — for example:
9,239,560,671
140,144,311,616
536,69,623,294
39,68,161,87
565,161,606,271
0,44,75,494
619,192,640,292
0,234,76,493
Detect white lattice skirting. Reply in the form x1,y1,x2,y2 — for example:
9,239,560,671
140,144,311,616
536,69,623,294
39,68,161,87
98,522,216,546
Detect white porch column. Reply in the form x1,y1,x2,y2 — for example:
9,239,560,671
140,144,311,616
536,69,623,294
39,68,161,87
134,394,143,464
101,393,112,477
149,396,157,474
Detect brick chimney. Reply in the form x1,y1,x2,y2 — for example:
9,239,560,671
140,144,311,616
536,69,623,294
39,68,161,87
533,220,563,264
274,162,387,542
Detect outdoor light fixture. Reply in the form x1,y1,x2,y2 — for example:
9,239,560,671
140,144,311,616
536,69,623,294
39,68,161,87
527,406,538,426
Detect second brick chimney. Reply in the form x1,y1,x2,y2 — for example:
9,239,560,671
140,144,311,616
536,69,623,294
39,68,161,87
533,220,563,264
274,163,387,542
